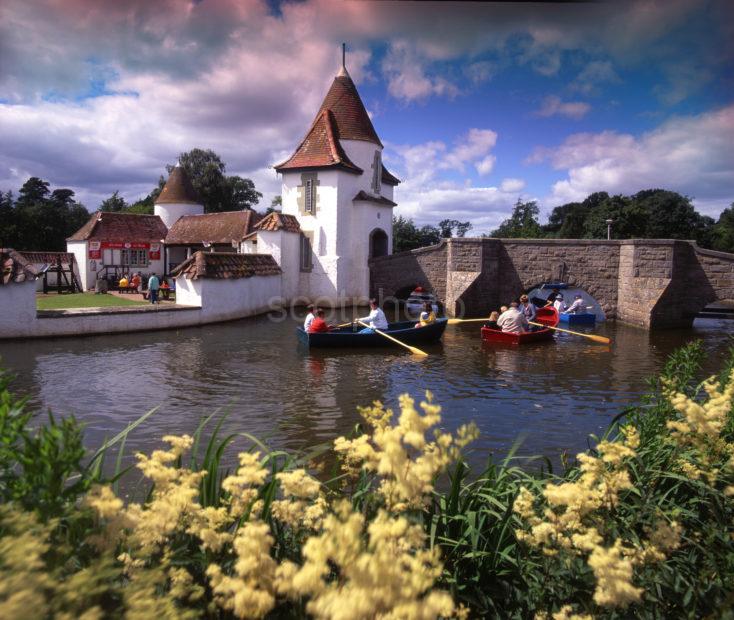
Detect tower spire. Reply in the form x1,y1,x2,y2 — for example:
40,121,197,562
337,42,350,78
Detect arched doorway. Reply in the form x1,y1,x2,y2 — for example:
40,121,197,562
369,228,388,259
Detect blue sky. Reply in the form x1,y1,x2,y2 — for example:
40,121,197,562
1,0,732,234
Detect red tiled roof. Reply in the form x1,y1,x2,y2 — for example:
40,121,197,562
353,190,397,207
170,251,281,280
275,70,383,173
1,248,39,285
156,165,202,205
274,109,362,174
165,211,261,245
381,165,400,186
253,212,301,233
67,212,168,242
20,251,76,265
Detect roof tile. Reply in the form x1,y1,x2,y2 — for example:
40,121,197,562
353,190,397,207
156,165,202,205
253,212,301,233
67,212,168,242
165,211,261,245
1,248,39,285
170,251,281,280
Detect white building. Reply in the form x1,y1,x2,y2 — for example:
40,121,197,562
270,60,399,304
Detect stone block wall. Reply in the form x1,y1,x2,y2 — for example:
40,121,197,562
370,237,734,328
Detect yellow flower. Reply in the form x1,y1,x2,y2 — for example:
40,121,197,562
588,542,642,608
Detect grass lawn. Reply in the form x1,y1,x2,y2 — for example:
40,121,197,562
37,293,148,310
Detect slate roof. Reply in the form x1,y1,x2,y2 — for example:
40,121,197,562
353,190,397,207
156,165,202,205
253,212,301,233
67,212,168,242
170,251,281,280
1,248,39,285
274,109,363,174
274,68,383,173
165,211,261,246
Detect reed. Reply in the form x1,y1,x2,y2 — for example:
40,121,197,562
0,341,732,619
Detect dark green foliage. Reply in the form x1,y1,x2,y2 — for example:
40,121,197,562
711,204,734,253
99,190,128,212
1,178,90,251
491,199,542,238
392,215,441,252
438,219,472,238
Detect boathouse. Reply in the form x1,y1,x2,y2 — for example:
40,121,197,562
66,211,168,291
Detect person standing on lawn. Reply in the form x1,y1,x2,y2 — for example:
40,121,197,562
148,272,160,305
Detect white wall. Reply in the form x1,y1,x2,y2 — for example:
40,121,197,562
0,272,283,339
0,280,37,335
154,201,204,230
67,241,91,290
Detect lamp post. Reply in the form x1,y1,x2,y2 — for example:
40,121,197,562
606,219,614,240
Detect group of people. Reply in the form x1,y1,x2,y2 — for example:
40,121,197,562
304,298,437,335
486,290,587,334
304,299,392,334
117,272,172,304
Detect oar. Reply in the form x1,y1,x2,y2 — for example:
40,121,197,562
447,317,492,325
529,321,611,344
356,320,428,357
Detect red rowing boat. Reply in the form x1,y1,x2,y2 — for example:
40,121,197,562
481,307,559,345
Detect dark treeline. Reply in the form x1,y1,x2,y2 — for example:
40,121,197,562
394,189,734,254
1,149,263,251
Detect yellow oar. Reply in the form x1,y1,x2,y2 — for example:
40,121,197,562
356,321,428,357
447,317,492,325
529,321,611,345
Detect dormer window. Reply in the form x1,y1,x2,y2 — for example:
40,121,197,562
372,151,382,194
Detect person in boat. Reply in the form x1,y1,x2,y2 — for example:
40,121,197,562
484,310,500,329
497,302,530,333
565,294,585,314
308,309,332,333
303,304,316,331
545,288,561,306
519,294,536,322
415,302,436,328
356,298,389,333
553,294,566,313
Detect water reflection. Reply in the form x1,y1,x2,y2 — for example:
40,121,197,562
0,313,732,472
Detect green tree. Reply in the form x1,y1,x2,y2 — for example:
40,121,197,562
633,189,713,244
583,194,649,239
99,190,128,212
711,204,734,253
267,195,282,214
0,191,16,248
172,148,261,213
392,215,441,252
438,219,473,238
491,199,542,238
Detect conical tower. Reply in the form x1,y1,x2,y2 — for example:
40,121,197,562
154,163,204,229
274,47,399,303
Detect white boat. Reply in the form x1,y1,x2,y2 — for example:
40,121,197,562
405,288,440,317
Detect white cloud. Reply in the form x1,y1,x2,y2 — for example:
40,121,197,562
570,60,620,95
528,105,734,214
536,95,591,120
382,40,459,102
500,178,526,193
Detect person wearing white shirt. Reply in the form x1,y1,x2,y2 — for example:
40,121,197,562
565,295,585,314
497,302,529,333
519,294,536,322
303,305,316,331
356,299,389,332
553,294,566,313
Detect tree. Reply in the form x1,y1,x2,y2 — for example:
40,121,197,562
393,215,441,252
171,148,261,213
491,199,542,238
16,177,50,208
438,219,473,238
0,191,16,248
633,189,713,244
712,204,734,253
99,190,128,212
267,195,282,214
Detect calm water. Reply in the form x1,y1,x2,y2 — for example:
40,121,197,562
1,312,733,472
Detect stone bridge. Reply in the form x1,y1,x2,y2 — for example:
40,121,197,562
368,238,734,329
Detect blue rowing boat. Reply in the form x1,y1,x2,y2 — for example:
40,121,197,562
297,318,448,348
559,312,596,325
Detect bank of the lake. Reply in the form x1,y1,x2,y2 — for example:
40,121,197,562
1,310,733,472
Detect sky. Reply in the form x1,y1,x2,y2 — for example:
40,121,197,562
1,0,733,234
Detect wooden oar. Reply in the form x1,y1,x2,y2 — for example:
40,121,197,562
529,321,611,344
356,320,428,357
447,317,492,325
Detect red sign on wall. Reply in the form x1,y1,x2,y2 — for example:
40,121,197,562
100,241,150,249
88,241,101,259
149,243,161,260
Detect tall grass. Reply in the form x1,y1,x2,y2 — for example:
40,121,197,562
0,342,733,619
